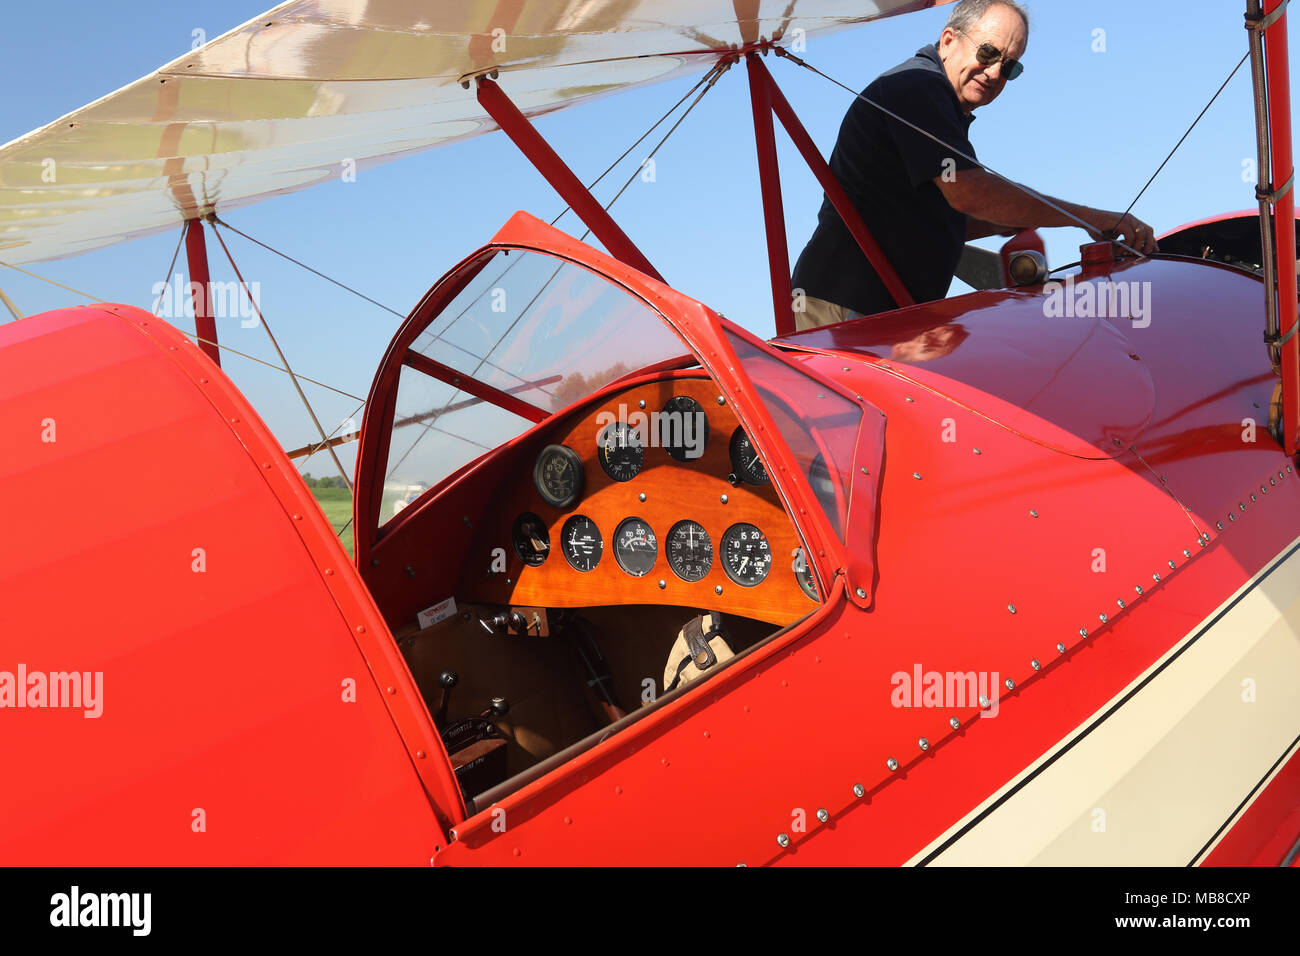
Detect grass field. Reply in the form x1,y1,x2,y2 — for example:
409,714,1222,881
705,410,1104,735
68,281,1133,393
310,486,354,557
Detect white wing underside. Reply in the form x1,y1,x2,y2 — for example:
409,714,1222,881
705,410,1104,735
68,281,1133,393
0,0,953,265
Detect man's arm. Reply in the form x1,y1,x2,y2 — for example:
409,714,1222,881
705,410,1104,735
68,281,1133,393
939,168,1159,254
966,217,1018,241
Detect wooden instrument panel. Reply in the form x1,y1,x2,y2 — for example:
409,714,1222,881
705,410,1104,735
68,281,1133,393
459,375,821,625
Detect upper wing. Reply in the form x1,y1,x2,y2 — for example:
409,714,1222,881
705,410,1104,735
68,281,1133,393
0,0,954,265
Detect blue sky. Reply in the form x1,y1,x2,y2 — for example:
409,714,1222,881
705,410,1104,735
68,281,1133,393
0,0,1292,477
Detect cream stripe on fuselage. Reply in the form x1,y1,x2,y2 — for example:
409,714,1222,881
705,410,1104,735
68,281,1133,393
913,537,1300,866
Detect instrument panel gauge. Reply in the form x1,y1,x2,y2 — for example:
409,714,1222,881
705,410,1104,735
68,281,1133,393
597,421,645,482
793,548,820,601
659,396,709,462
533,444,583,509
729,427,769,485
613,517,658,577
721,522,771,587
666,520,713,582
512,512,550,567
561,515,603,572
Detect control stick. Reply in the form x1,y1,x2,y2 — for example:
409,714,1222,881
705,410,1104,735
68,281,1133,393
435,670,458,727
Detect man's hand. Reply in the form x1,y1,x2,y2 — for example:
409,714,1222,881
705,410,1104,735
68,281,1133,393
1088,211,1159,255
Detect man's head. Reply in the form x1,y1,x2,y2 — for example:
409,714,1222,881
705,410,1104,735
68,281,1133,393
938,0,1029,113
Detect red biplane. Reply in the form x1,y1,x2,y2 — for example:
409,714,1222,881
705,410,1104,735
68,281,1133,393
1,0,1298,867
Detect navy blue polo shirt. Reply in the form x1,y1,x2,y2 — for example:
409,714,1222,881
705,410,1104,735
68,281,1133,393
790,43,980,316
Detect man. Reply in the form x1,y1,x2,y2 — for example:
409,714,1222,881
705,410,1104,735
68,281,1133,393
790,0,1158,331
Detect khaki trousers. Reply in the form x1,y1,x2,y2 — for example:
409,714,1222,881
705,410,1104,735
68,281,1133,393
794,295,868,332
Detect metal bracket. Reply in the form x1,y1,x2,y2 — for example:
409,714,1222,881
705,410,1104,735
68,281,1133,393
1256,168,1295,202
458,67,500,90
1245,0,1290,32
1265,320,1299,347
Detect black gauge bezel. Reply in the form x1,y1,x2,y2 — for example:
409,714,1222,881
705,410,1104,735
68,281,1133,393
533,443,584,509
613,516,658,577
720,522,772,587
666,519,713,582
728,426,770,485
659,396,709,462
560,514,603,572
597,421,646,482
512,512,550,567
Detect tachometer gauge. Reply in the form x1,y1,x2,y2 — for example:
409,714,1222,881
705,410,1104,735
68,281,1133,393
729,427,769,485
613,517,658,577
512,512,550,567
666,520,713,582
561,515,603,572
533,444,583,508
597,421,645,482
721,523,771,587
659,396,709,462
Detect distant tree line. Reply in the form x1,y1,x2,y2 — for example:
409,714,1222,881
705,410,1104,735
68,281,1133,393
302,473,348,489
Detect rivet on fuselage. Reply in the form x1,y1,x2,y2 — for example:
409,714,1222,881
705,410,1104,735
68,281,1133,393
1057,642,1067,653
658,579,666,589
1183,549,1191,557
842,366,851,372
1099,613,1109,624
817,808,829,823
1153,573,1160,582
720,494,729,504
973,448,982,455
1135,585,1143,595
1031,659,1041,671
638,399,646,409
1004,678,1015,690
1168,560,1176,569
1229,514,1236,522
1008,604,1017,614
1217,521,1223,530
1270,477,1276,486
887,758,899,771
979,695,991,708
1079,628,1088,638
905,396,914,403
1251,494,1257,502
639,492,647,502
855,587,867,599
913,472,922,480
715,585,724,595
777,833,790,847
854,784,865,797
1029,509,1039,518
1116,599,1126,609
716,396,726,406
1239,502,1247,511
918,738,929,751
949,716,960,729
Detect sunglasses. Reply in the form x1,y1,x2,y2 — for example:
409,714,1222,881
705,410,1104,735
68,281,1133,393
954,29,1024,81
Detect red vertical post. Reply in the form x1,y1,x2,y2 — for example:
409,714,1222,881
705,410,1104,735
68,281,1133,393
755,57,915,310
475,78,664,283
184,218,220,368
747,54,796,336
1264,0,1298,455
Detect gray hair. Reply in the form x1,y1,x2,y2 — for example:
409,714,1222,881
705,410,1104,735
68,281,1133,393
943,0,1029,38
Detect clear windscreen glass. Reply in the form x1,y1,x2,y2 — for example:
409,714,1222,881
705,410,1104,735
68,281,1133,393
723,331,862,541
382,249,690,522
